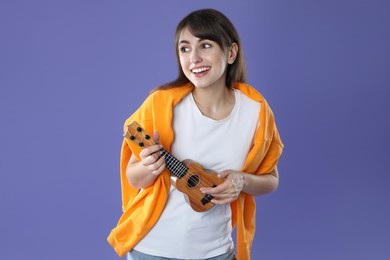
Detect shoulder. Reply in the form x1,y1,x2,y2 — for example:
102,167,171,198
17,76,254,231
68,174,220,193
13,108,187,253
147,83,193,106
233,82,277,119
236,89,261,113
232,82,265,103
123,83,193,129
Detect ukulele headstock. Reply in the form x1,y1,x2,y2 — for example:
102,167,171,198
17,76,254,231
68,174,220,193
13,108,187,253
124,121,156,148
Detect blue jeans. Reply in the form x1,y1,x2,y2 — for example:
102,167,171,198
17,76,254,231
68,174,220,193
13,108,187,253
126,249,236,260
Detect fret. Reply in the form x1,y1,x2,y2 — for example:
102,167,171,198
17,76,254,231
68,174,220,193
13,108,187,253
161,149,188,178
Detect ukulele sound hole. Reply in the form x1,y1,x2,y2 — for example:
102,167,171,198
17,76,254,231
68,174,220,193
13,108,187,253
187,175,200,188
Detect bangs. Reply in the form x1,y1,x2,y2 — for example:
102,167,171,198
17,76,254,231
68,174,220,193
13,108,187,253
186,22,225,48
176,10,232,49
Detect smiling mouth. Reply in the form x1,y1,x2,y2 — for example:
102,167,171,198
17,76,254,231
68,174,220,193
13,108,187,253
191,67,210,74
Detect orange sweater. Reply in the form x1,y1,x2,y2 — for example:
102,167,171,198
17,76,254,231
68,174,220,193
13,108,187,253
107,82,284,260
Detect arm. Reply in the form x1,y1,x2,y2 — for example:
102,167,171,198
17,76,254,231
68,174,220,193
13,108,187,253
126,132,166,189
241,167,279,195
200,167,279,205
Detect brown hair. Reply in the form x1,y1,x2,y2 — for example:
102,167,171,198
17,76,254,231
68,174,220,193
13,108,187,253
155,8,247,91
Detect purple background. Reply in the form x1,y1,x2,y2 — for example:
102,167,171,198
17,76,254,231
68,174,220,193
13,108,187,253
1,1,389,259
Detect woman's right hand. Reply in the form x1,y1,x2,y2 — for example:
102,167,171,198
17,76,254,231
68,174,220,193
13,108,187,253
126,131,166,189
139,131,165,176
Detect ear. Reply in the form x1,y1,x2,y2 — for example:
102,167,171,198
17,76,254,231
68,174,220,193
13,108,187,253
228,43,238,64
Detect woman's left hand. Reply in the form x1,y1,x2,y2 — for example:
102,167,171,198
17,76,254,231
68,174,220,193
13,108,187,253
200,170,245,205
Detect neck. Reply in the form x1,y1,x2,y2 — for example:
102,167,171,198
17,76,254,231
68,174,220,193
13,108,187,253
192,86,235,120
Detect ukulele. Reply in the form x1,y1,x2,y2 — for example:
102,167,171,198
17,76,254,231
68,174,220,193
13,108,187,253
124,121,224,212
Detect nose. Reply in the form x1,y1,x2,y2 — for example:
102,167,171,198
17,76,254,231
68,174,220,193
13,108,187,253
190,49,202,64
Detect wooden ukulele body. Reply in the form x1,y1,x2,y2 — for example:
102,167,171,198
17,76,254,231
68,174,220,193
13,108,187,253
174,159,224,212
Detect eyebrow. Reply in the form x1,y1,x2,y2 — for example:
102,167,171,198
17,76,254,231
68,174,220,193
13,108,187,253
178,38,207,45
178,40,190,45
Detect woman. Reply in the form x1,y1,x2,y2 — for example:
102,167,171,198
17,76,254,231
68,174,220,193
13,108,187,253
108,8,284,260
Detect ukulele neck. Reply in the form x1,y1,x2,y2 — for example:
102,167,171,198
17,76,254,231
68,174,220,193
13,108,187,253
160,148,188,179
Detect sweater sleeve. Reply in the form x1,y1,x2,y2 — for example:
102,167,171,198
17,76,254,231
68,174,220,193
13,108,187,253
119,93,155,211
231,83,284,260
108,92,172,257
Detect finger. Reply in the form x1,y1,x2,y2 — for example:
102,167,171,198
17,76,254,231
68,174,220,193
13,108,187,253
201,178,236,194
142,154,159,166
153,131,160,143
200,182,228,195
218,170,232,179
211,197,236,205
154,154,166,169
215,187,236,196
145,152,165,169
211,190,240,205
140,145,162,159
151,160,166,176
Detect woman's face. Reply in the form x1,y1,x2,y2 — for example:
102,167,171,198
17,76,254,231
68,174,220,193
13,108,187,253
177,28,235,89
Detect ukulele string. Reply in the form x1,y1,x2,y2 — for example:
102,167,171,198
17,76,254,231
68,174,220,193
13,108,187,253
161,149,216,191
150,139,214,191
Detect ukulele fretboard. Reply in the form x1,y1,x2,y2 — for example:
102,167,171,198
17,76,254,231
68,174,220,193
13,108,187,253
160,149,188,179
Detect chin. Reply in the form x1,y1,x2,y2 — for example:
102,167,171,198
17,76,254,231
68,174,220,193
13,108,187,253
190,82,211,89
189,78,215,88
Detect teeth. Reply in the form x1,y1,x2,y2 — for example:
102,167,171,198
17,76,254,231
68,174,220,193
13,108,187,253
192,67,209,73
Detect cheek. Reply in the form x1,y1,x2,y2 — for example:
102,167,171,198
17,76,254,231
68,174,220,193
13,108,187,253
217,57,229,74
179,57,192,77
179,56,187,69
179,58,186,67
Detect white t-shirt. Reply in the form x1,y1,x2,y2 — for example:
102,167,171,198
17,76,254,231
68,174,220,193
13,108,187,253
134,89,260,259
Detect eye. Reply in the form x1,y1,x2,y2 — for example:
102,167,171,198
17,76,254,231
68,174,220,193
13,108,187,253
202,43,212,49
179,46,190,53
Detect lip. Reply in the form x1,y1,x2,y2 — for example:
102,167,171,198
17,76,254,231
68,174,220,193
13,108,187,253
190,66,211,77
191,66,210,73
